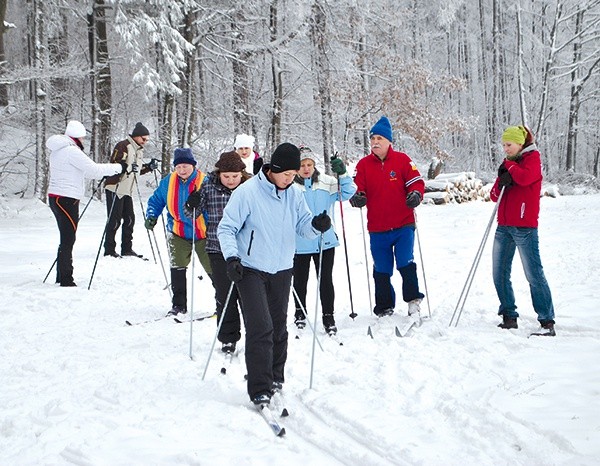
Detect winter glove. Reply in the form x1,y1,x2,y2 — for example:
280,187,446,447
185,189,202,210
406,191,422,209
144,217,157,230
147,158,159,171
131,162,139,173
349,191,367,208
497,162,509,177
311,210,332,233
226,257,244,283
330,156,346,176
120,161,128,174
498,171,513,189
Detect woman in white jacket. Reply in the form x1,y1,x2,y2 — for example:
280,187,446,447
47,120,121,286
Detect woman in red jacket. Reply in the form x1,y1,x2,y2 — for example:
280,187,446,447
490,126,555,336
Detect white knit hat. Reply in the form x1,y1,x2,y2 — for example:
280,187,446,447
65,120,87,138
234,133,255,149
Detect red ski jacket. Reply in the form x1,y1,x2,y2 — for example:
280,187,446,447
354,147,425,233
491,145,543,228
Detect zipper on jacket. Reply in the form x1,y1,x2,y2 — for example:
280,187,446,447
247,230,255,256
520,202,525,219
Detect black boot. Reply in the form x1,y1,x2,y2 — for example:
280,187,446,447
498,315,518,329
170,267,187,315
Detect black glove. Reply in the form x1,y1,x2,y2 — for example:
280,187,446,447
226,257,244,283
406,191,422,209
120,161,128,174
185,189,202,210
349,191,367,208
311,210,332,233
498,171,513,188
147,158,159,171
330,156,346,175
498,162,509,177
131,163,139,173
144,217,157,230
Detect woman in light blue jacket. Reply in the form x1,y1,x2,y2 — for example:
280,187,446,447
292,149,356,335
217,143,331,406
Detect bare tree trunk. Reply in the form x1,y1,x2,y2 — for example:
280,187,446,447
516,3,529,127
161,93,175,167
88,0,112,163
566,9,583,172
534,2,562,140
477,0,493,169
232,8,251,135
269,1,283,153
309,1,333,169
180,10,197,148
490,0,501,166
29,0,50,200
0,0,9,106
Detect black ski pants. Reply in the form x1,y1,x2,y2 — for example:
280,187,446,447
292,248,335,325
235,267,292,401
49,196,79,286
208,253,241,344
104,190,135,254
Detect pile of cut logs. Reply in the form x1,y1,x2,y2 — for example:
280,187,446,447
423,172,492,204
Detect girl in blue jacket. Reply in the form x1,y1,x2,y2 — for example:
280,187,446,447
292,149,356,335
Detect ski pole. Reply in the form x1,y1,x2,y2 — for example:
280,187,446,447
88,180,122,290
359,207,373,313
43,177,105,283
201,282,235,379
133,174,157,264
449,187,505,327
335,173,356,319
309,233,325,389
292,287,324,352
153,168,174,292
414,211,431,319
189,207,197,360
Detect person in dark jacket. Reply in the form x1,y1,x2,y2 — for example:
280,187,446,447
491,125,556,335
184,151,250,353
103,122,157,258
350,116,426,319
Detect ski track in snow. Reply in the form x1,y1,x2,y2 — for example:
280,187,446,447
1,193,599,464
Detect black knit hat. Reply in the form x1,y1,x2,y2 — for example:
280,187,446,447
270,143,301,173
130,122,150,137
215,151,246,173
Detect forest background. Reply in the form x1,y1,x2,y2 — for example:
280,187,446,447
0,0,599,200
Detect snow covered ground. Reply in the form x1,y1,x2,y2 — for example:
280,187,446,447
1,189,599,465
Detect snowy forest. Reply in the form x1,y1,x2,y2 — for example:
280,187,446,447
0,0,599,200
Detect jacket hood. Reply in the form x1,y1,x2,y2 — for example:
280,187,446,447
46,134,75,153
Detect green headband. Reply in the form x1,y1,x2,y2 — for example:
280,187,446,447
502,126,527,145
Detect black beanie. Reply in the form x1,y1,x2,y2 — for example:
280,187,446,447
270,143,301,173
130,122,150,137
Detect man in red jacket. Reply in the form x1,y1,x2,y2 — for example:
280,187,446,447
350,116,425,318
490,125,555,336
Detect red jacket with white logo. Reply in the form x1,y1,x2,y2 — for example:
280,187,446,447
354,147,425,233
491,145,543,228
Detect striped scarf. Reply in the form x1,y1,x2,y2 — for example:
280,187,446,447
166,171,207,240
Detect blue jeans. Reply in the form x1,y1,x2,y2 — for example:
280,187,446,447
492,226,554,323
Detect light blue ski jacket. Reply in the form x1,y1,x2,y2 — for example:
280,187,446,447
295,172,356,254
217,169,319,274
